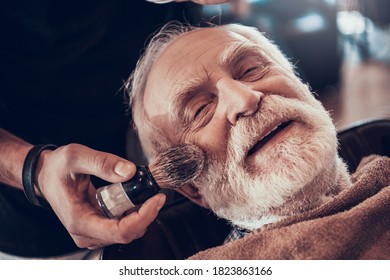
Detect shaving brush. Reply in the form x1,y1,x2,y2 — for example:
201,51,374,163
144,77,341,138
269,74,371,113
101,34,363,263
96,144,205,219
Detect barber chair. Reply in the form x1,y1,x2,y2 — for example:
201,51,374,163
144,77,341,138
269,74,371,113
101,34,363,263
337,118,390,173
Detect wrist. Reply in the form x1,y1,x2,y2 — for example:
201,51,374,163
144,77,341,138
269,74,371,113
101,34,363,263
34,149,53,197
22,144,58,208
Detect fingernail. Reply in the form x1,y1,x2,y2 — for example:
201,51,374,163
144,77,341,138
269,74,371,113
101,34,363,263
156,195,166,211
114,161,132,177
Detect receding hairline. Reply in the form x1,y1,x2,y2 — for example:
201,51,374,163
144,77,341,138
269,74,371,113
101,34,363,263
146,26,256,76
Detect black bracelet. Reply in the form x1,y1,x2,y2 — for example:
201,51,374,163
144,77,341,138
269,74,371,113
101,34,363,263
22,144,58,208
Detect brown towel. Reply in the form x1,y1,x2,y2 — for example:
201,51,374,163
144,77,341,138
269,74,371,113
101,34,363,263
190,156,390,260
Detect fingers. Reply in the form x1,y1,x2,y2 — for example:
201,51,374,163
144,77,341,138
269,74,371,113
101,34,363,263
229,0,250,16
174,0,250,17
59,144,136,183
115,193,166,243
123,193,166,228
175,0,232,4
186,0,243,5
44,144,166,249
68,193,166,248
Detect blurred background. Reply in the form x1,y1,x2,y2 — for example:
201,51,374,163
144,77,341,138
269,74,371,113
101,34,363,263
2,0,389,143
0,0,389,260
182,0,390,129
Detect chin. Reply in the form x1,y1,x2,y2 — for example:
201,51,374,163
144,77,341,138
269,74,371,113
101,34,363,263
196,93,350,230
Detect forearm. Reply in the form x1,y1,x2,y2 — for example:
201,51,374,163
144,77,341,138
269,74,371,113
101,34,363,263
0,128,32,189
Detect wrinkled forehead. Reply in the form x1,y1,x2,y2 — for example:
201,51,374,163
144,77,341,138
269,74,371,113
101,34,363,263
155,27,246,66
149,28,247,83
143,27,252,116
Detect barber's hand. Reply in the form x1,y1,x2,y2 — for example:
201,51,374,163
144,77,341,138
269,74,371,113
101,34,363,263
34,143,166,249
149,0,232,4
149,0,248,6
175,0,233,4
175,0,250,16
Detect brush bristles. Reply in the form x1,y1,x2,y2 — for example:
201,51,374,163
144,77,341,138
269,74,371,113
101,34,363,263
149,144,205,188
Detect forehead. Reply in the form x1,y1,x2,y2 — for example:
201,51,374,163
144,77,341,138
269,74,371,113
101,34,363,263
144,27,248,117
155,27,245,72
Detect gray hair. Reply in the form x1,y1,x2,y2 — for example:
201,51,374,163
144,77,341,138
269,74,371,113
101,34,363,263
125,21,199,159
125,21,294,159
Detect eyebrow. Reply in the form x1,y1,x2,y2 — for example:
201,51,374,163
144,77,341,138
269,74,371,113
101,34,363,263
218,41,267,67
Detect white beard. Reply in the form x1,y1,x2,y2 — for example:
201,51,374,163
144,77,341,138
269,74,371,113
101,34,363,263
194,91,348,230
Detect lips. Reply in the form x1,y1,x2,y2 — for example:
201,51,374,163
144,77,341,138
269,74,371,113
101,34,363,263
247,120,293,157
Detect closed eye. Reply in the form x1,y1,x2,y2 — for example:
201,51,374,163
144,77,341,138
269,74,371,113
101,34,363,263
239,66,268,82
194,103,209,119
242,67,258,76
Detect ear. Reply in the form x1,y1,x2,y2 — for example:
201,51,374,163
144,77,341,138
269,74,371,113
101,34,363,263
175,183,210,209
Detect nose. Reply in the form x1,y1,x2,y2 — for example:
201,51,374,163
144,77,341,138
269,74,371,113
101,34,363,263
217,79,263,125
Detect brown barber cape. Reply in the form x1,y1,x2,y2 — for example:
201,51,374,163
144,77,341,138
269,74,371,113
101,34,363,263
190,156,390,260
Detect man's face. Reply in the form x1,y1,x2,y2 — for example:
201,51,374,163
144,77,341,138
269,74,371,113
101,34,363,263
143,27,338,229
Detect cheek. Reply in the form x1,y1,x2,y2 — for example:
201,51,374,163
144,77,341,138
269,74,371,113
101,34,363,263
288,78,318,106
183,120,229,159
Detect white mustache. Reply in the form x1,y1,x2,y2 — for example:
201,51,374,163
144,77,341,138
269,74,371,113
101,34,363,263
227,94,327,163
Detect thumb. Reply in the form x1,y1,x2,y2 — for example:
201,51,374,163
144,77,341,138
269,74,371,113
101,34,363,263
64,144,136,183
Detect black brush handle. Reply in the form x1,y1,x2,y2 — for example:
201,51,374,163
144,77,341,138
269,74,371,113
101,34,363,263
122,166,161,205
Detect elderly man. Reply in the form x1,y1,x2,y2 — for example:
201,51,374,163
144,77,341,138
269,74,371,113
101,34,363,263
126,23,390,259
